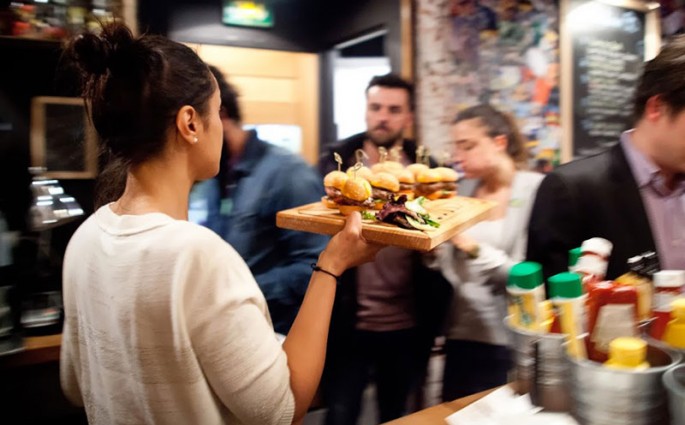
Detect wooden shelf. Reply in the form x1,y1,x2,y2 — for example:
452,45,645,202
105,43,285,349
0,334,62,369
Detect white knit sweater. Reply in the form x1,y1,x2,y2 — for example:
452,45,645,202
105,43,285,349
60,205,295,425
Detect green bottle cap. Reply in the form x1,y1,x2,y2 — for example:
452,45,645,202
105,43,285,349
548,272,583,298
508,261,543,289
568,247,581,268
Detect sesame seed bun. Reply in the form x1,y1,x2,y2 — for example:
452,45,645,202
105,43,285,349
323,170,349,190
346,165,373,181
342,177,372,202
369,172,400,192
416,169,441,184
338,205,364,216
425,191,446,201
397,169,415,184
382,160,404,172
371,163,387,174
407,163,429,177
321,196,339,209
434,167,459,182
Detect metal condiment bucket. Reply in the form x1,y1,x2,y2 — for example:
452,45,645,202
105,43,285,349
566,339,681,425
505,316,571,411
531,334,571,412
662,363,685,425
505,316,541,395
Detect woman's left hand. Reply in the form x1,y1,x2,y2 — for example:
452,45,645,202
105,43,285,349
451,234,479,258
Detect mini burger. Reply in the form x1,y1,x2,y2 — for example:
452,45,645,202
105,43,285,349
322,170,349,208
406,163,430,179
415,167,458,200
368,172,400,209
371,160,404,176
397,169,416,199
346,165,374,181
338,176,375,215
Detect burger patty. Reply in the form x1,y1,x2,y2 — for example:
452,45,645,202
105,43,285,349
325,188,375,207
336,197,376,207
399,182,414,191
371,187,395,201
415,181,457,195
325,186,343,199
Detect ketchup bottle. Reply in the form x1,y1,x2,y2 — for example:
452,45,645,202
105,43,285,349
586,282,639,363
575,238,613,291
650,270,685,340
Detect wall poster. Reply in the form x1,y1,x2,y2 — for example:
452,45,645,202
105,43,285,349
416,0,561,172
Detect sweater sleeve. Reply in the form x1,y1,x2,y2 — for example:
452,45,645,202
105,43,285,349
185,244,295,425
435,241,512,289
59,317,84,407
466,238,525,285
60,239,84,407
438,174,540,288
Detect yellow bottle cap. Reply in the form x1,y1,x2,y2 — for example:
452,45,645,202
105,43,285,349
671,298,685,320
608,337,647,368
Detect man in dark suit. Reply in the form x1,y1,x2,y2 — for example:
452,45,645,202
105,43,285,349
527,37,685,280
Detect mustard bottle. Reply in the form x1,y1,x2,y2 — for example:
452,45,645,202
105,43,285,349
603,337,650,370
663,298,685,349
507,262,545,331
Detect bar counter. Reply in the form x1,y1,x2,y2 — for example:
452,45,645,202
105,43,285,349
384,387,498,424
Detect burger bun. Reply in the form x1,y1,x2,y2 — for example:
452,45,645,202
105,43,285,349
342,177,372,202
369,172,400,192
407,163,429,177
434,167,459,182
397,169,415,184
346,165,373,180
321,196,338,209
416,169,441,184
338,205,363,216
323,170,349,190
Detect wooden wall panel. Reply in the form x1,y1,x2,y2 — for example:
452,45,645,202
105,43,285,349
230,76,296,103
193,45,319,165
197,44,300,79
242,102,298,124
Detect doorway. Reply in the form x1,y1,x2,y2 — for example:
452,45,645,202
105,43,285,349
321,29,391,146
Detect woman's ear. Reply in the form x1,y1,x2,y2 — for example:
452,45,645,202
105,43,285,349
176,105,200,145
493,134,508,152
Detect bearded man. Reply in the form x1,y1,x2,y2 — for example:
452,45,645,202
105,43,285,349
317,74,451,424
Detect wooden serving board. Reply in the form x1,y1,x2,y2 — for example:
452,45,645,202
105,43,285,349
276,196,497,251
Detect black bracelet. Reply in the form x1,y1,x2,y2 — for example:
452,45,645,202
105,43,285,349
311,263,340,280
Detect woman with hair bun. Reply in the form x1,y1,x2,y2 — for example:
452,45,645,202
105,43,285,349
429,104,543,401
59,23,380,425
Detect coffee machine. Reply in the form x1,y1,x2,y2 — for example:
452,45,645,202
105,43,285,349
0,211,22,355
16,172,83,335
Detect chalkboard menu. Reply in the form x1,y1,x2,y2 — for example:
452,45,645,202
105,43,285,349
563,0,660,159
44,103,89,173
30,97,97,179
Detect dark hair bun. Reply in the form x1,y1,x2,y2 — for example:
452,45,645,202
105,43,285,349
71,32,110,76
68,23,136,77
103,24,137,75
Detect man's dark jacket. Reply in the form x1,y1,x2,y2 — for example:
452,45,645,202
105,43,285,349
527,143,657,281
